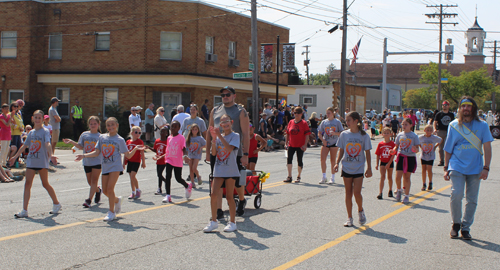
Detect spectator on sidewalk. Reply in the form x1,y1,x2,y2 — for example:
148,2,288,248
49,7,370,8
145,103,155,143
128,107,142,130
71,99,85,140
172,105,190,130
49,97,61,155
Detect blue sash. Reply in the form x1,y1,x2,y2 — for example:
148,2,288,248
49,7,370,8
449,121,483,155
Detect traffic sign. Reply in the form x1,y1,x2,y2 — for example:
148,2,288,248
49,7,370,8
233,72,252,79
485,101,493,104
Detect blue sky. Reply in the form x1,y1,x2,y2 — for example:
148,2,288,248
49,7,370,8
203,0,500,76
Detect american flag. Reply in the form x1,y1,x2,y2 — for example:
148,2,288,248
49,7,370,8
351,37,362,64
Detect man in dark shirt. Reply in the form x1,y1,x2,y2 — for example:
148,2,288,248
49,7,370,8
201,99,209,126
433,100,455,166
390,115,400,141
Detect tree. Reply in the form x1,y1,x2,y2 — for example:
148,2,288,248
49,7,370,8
326,63,336,75
300,64,335,85
402,87,435,109
419,62,499,108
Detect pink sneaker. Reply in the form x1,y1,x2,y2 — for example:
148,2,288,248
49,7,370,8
128,193,135,200
185,183,192,199
135,190,141,199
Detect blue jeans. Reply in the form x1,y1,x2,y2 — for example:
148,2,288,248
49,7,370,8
449,170,481,231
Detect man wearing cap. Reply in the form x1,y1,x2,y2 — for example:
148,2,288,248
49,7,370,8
444,96,493,240
128,107,142,130
206,86,250,219
71,99,84,140
49,97,61,155
434,100,455,166
171,105,190,130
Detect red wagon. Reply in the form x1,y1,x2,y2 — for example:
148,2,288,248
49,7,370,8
207,168,263,209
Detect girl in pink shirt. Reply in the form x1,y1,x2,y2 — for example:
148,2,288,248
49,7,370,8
0,104,12,167
156,121,192,203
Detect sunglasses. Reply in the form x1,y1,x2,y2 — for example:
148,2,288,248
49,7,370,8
190,104,197,107
221,93,232,98
160,110,165,112
220,120,231,124
134,131,142,134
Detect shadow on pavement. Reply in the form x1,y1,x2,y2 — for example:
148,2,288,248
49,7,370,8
216,230,270,251
24,214,61,227
359,227,408,244
464,238,500,253
105,219,155,232
130,199,155,206
411,203,449,213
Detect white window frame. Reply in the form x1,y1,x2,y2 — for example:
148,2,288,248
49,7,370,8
160,31,182,60
300,94,316,106
9,90,24,104
214,95,222,107
103,88,119,119
56,88,70,118
48,32,62,60
228,41,236,59
206,36,214,54
1,31,17,58
95,32,110,51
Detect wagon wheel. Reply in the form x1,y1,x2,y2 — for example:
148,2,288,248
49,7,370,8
254,195,262,209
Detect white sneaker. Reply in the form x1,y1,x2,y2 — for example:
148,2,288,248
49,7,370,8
50,204,62,214
198,175,202,185
103,211,116,221
344,217,353,227
319,176,327,184
162,195,172,203
328,176,335,184
203,221,218,232
14,209,28,218
185,183,192,199
115,196,122,214
359,210,367,225
224,222,237,232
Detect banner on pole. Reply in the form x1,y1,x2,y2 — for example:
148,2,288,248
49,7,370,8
282,43,295,73
261,44,273,73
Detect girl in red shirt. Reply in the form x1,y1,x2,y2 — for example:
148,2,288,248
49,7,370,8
375,127,395,199
248,123,267,173
124,126,145,199
284,107,311,183
149,126,169,195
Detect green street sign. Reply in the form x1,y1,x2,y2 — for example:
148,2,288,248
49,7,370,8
249,63,254,70
233,72,252,79
485,101,493,103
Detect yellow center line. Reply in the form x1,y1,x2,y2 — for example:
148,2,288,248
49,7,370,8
0,181,286,243
272,185,452,270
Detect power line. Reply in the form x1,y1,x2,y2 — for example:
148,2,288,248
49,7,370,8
272,0,320,23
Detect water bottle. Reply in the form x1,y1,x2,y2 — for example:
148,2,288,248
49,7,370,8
72,146,78,154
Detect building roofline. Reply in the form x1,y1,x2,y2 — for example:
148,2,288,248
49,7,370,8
0,0,289,30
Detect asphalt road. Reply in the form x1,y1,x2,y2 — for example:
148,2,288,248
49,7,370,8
1,137,499,269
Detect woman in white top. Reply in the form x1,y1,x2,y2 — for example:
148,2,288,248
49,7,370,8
154,107,168,140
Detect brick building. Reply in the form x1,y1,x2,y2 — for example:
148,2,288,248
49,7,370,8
0,0,294,128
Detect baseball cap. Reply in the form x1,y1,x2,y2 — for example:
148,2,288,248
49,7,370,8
51,97,61,103
44,115,49,119
136,106,143,110
442,101,450,105
220,86,236,94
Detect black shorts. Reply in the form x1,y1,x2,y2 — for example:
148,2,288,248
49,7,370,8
249,157,258,163
421,159,434,166
146,123,154,133
84,164,102,173
102,171,124,176
326,143,337,148
380,161,394,168
392,128,398,134
341,170,364,179
127,161,141,173
27,167,44,171
371,128,376,134
396,156,417,172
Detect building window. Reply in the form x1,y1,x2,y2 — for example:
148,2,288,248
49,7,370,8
228,41,236,59
300,94,317,107
95,32,110,51
160,32,182,60
9,90,23,104
103,88,118,119
214,96,222,107
206,36,214,54
56,88,70,117
1,31,17,58
49,33,62,60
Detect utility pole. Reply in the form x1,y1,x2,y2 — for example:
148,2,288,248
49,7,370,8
426,4,458,110
485,40,500,110
340,0,347,117
251,0,259,125
302,45,310,85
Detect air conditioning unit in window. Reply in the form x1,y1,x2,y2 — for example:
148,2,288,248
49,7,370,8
205,53,218,63
228,59,240,67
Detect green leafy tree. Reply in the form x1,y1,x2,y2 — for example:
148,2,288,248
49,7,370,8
402,87,435,109
419,62,499,108
301,64,335,85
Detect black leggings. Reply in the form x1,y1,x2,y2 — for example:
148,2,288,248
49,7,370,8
165,163,189,195
157,164,166,189
287,147,304,167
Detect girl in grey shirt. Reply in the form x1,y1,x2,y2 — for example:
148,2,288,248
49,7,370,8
10,110,61,218
76,117,145,222
204,114,240,233
186,124,206,187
